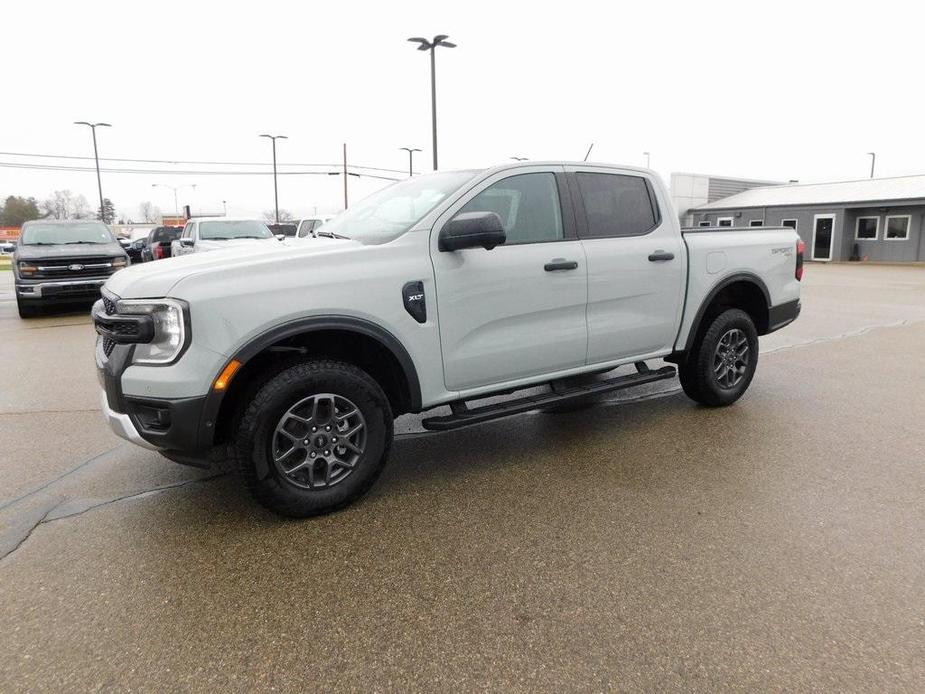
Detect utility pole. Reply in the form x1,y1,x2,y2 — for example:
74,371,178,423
343,143,348,209
867,152,876,178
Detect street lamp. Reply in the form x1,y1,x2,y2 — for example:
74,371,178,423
73,121,111,221
259,133,288,223
510,156,528,161
151,183,197,219
399,147,422,176
643,151,651,168
868,152,876,178
407,34,456,170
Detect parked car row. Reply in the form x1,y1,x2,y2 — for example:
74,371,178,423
12,212,339,318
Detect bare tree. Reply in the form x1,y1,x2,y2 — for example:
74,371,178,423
139,201,161,223
40,190,93,220
263,209,294,223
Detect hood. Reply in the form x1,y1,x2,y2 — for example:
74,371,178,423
105,236,356,298
15,242,126,261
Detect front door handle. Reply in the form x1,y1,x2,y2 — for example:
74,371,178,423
544,259,579,271
648,250,675,262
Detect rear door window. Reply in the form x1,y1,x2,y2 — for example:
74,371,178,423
575,173,659,238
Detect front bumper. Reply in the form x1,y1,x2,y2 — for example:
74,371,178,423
17,277,108,300
100,390,161,451
96,333,213,463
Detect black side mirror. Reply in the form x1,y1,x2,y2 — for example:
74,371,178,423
439,211,506,252
180,238,194,246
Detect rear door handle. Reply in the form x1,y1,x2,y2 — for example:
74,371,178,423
544,259,579,271
648,251,675,262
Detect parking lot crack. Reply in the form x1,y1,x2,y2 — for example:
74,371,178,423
0,498,60,562
0,473,228,564
761,318,925,355
41,472,230,524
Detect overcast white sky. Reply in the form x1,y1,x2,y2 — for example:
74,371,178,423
3,0,924,221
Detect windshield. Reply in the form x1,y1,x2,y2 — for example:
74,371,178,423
21,222,114,246
199,220,272,240
320,171,478,244
150,227,181,243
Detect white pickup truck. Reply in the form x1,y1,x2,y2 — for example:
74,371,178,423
93,162,802,517
171,218,281,256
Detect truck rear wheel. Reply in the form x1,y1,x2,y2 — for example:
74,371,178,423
235,359,393,517
679,308,758,407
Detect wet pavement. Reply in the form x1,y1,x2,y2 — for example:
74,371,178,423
1,264,924,692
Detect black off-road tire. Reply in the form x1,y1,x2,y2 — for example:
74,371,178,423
235,359,393,517
678,308,758,407
17,298,40,319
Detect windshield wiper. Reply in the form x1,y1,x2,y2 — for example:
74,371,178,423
316,231,350,240
64,241,104,245
204,236,229,240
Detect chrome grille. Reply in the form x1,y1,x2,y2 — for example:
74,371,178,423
33,256,115,280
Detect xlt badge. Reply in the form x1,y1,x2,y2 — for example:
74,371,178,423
402,281,426,324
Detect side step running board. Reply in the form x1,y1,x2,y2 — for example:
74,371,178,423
421,365,677,431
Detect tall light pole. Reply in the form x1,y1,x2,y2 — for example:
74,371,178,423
73,121,111,221
867,152,876,178
259,133,288,223
407,34,456,170
400,147,422,176
643,151,651,168
510,156,528,161
152,183,197,219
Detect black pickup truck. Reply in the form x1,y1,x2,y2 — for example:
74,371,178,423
13,220,129,318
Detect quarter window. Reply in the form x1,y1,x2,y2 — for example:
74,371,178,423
575,173,658,238
885,215,910,240
458,173,563,245
855,216,879,240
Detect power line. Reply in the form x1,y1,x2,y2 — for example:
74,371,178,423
0,150,409,175
0,161,401,181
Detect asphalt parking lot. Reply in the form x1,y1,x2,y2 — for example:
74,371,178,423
1,263,924,692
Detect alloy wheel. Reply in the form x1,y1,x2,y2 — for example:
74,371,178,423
272,393,367,489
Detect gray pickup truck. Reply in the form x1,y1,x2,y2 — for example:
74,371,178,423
14,220,128,318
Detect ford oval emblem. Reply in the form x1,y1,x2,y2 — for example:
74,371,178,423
68,264,85,271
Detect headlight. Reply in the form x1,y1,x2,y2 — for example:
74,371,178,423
112,256,128,269
115,299,189,365
18,261,38,276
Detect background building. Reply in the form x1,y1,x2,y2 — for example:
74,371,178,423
670,173,784,227
688,175,925,263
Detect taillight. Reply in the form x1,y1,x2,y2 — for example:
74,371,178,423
795,240,805,281
154,244,164,260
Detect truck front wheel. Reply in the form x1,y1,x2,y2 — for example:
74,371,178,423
17,298,40,319
235,359,393,517
679,308,758,407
